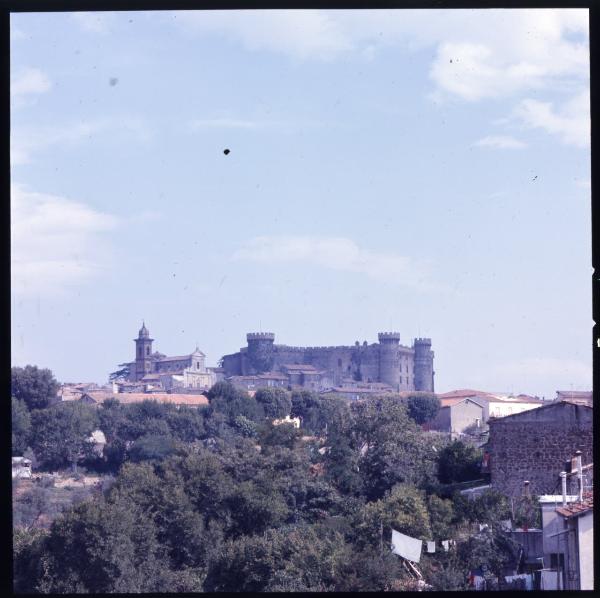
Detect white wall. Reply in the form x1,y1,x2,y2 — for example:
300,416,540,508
578,512,594,590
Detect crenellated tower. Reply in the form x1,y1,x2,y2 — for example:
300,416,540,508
378,332,401,390
413,338,434,392
246,332,276,374
134,322,154,381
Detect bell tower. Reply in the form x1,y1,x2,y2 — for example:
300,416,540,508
134,321,154,381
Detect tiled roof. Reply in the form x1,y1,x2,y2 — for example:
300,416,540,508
556,494,593,518
437,389,494,399
439,397,484,407
154,354,193,362
83,391,208,407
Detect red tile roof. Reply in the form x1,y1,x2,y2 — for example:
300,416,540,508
556,494,593,518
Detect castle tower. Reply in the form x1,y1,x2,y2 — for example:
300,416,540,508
134,322,154,381
246,332,275,374
378,332,401,390
413,338,434,392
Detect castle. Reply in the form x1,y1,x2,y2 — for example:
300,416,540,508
115,323,216,391
220,332,435,393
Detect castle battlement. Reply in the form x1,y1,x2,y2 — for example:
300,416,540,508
221,330,434,393
246,332,275,341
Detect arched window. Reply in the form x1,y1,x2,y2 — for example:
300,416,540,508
146,346,150,356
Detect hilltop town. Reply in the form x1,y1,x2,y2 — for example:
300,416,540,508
12,324,593,592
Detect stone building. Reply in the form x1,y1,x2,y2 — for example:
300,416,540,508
486,401,593,498
115,323,216,391
220,331,434,392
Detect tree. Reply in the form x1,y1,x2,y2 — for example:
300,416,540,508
406,393,440,424
352,396,439,499
438,440,482,484
12,397,31,455
254,387,291,419
204,525,348,592
30,402,98,471
128,434,178,463
352,483,432,550
11,365,59,410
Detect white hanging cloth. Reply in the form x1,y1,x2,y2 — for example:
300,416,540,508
390,529,422,563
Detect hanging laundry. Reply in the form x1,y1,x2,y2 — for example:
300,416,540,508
390,529,422,563
441,540,449,552
426,541,436,553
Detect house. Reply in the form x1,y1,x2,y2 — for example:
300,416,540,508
12,457,32,479
227,372,289,391
436,389,545,422
555,494,593,590
487,401,593,497
554,390,592,407
272,415,301,428
79,391,209,408
427,397,484,437
86,430,107,457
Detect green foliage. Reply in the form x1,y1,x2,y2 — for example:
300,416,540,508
352,396,439,499
232,414,258,437
128,434,178,463
12,397,31,455
207,381,265,424
30,402,99,470
13,527,49,593
453,488,512,526
438,440,482,484
11,365,59,411
352,483,431,550
205,525,348,592
254,387,292,418
406,392,441,424
259,422,300,453
427,494,456,540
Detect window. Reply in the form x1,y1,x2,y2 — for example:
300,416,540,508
399,376,402,384
146,346,150,355
197,362,200,370
338,358,342,367
138,347,142,357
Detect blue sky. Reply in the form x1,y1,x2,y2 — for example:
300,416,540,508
11,9,591,399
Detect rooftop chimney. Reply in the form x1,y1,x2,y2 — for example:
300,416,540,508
574,450,583,503
523,480,531,498
560,471,567,507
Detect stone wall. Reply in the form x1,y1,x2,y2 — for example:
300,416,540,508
488,403,593,498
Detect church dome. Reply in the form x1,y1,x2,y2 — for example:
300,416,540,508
139,322,150,338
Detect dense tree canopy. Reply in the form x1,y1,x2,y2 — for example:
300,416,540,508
12,397,31,455
11,365,60,411
438,440,483,484
13,377,521,593
406,393,441,424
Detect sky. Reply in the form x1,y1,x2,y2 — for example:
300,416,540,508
10,9,592,399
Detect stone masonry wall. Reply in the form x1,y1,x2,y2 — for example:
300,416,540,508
488,403,593,498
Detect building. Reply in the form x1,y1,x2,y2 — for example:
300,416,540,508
221,331,435,392
555,494,594,590
436,389,545,422
12,457,32,480
486,401,593,498
427,397,485,437
79,391,209,409
114,323,217,391
554,390,593,407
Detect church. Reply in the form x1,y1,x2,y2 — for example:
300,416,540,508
115,323,216,391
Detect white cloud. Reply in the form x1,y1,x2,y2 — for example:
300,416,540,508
173,10,351,61
232,235,437,289
474,135,527,149
11,184,118,296
11,68,51,106
11,117,150,166
72,12,115,34
514,90,590,147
